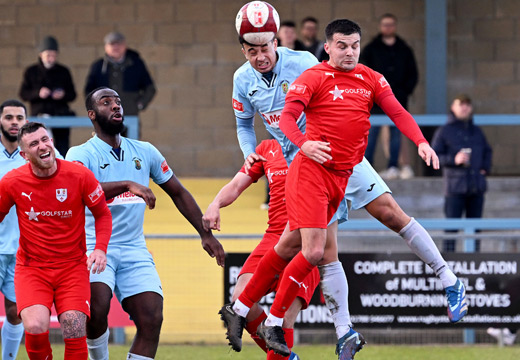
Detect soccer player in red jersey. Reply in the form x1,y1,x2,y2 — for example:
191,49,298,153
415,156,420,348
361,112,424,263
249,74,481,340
203,139,317,360
226,19,440,358
0,122,112,360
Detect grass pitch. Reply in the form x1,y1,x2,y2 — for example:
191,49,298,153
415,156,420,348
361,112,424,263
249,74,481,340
15,344,520,359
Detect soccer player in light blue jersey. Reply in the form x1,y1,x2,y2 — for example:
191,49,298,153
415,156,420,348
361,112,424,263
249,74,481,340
66,87,225,360
0,100,27,360
224,14,466,359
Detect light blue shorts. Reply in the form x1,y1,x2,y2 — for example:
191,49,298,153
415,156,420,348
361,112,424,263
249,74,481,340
330,157,391,224
0,254,16,302
88,245,163,303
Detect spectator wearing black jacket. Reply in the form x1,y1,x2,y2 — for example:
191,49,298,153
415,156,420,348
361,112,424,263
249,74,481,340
84,32,156,136
19,36,76,155
432,94,492,252
360,14,419,180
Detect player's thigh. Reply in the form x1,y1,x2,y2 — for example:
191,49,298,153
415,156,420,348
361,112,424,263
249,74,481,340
0,254,17,303
14,264,54,318
114,260,163,304
54,262,90,318
346,157,391,211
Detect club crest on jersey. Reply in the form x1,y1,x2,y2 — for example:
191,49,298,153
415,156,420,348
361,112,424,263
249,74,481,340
280,80,290,94
56,188,67,202
133,157,142,170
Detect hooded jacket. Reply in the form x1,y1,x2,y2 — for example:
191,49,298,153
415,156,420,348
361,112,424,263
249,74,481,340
84,49,156,116
432,113,492,196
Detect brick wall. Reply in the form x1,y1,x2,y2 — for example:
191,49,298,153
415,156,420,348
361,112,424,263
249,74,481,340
1,0,519,176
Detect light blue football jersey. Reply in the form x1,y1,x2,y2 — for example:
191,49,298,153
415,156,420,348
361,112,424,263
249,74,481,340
66,135,173,249
233,47,319,165
0,141,25,254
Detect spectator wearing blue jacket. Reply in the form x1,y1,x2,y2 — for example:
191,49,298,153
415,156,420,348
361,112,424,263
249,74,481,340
432,94,492,252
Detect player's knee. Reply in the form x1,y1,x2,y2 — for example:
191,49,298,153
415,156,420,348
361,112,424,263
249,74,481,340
23,318,48,334
302,248,324,265
135,308,163,334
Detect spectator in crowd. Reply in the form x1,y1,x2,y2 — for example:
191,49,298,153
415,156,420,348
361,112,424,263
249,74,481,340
277,21,305,50
299,17,324,59
431,94,492,252
19,36,77,156
84,32,156,136
360,13,418,180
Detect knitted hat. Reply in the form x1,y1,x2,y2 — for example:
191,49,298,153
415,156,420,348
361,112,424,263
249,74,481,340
39,36,59,52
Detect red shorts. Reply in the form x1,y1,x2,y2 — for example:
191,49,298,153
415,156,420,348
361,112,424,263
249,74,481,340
15,261,90,317
285,153,351,231
239,232,320,308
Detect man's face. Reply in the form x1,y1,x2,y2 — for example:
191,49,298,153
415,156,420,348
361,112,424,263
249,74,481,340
105,41,127,62
20,127,56,170
451,99,473,121
0,106,27,143
90,89,125,135
40,50,58,69
324,32,361,72
278,26,297,45
379,17,397,37
241,39,278,74
301,21,318,41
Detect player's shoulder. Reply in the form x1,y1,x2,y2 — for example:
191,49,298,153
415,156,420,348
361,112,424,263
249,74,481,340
233,61,254,82
58,159,93,175
1,163,30,182
257,139,281,154
355,63,381,79
122,137,157,153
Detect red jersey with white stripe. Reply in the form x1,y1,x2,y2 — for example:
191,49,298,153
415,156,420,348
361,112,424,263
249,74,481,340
285,62,393,170
0,159,105,267
240,140,288,234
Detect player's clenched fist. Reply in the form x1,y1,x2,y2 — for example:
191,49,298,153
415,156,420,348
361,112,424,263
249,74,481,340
301,140,332,164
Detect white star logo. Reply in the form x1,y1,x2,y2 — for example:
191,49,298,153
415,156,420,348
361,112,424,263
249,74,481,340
329,85,344,101
25,207,40,221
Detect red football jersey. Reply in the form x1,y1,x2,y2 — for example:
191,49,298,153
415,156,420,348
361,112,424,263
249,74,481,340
0,159,105,267
285,62,393,170
240,140,288,234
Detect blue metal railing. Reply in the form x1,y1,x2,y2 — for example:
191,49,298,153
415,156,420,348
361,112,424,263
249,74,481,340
34,116,139,139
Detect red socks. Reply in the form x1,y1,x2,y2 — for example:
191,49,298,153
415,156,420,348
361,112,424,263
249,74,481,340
238,248,289,308
270,252,316,319
245,311,268,353
267,328,294,360
64,336,88,359
25,331,53,360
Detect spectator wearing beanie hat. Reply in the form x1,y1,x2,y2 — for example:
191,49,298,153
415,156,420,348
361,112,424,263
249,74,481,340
19,35,77,156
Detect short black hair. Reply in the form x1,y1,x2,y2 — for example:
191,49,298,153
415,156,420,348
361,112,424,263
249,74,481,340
280,20,296,28
0,99,27,116
85,86,111,111
18,122,47,144
301,17,318,26
238,34,276,47
325,19,362,41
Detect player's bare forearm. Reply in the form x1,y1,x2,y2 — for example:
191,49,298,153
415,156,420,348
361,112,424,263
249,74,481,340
101,181,156,209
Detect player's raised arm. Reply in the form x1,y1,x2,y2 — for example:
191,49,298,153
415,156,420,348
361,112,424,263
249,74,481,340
378,93,439,169
203,172,254,231
159,175,225,267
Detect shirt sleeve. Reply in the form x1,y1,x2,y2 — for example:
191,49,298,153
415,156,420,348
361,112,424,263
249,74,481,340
147,143,174,185
0,178,15,219
81,169,106,207
232,70,256,120
236,116,257,158
65,145,91,169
